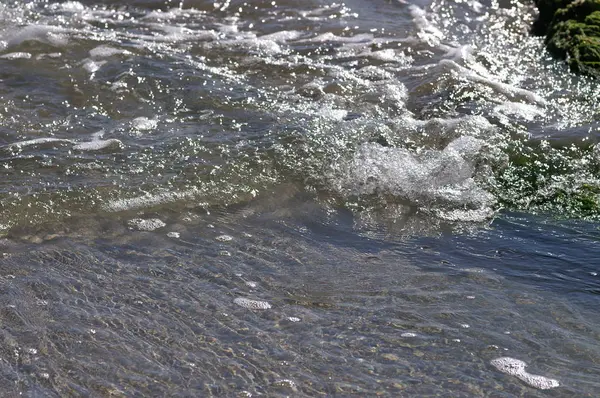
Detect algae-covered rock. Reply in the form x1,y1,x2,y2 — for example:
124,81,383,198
535,0,600,77
533,0,573,34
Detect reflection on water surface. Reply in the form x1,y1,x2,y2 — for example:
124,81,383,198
0,0,599,395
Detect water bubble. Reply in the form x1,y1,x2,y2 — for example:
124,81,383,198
490,357,559,390
167,231,180,238
401,332,417,337
287,316,301,322
233,297,271,310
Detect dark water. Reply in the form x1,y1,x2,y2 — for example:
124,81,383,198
0,0,599,396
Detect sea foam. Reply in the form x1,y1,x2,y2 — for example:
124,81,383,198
491,357,559,390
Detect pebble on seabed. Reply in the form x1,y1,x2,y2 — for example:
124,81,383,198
490,357,559,390
233,297,272,310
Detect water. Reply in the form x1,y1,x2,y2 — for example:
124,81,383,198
0,0,599,395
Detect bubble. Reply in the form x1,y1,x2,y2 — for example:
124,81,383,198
287,316,301,322
490,357,559,390
233,297,272,310
167,232,180,238
245,281,258,288
401,332,417,337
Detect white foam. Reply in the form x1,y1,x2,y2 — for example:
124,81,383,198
260,30,304,43
360,49,399,62
441,60,547,106
81,59,105,74
444,45,474,61
104,190,196,212
307,32,374,44
410,6,444,46
318,108,348,121
5,25,69,48
127,218,166,231
89,45,130,58
73,138,123,151
35,52,62,60
0,52,31,59
142,7,206,21
333,140,494,213
52,1,86,12
3,138,74,151
493,101,545,122
233,297,272,310
215,234,233,242
490,357,559,390
130,117,158,132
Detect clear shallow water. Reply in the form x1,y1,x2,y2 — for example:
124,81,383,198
0,0,599,396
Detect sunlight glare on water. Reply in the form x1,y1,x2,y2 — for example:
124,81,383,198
0,0,599,396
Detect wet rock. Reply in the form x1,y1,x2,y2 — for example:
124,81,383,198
534,0,600,77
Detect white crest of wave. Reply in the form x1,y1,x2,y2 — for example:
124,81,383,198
331,134,495,220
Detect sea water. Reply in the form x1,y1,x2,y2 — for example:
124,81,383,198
0,0,599,395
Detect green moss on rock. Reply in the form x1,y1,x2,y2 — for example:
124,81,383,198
535,0,600,77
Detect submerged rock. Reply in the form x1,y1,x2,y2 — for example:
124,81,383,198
534,0,600,77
